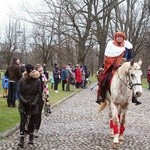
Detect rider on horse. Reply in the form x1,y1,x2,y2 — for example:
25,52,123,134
96,31,141,105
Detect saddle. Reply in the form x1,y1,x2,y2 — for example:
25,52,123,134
99,64,120,98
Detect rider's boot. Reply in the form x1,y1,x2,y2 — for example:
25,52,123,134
28,133,34,145
132,97,141,105
18,135,24,148
96,96,105,104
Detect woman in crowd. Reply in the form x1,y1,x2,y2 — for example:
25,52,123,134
34,64,50,137
17,64,41,148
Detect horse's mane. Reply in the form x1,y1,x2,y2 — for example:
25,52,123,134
117,62,131,76
117,60,142,76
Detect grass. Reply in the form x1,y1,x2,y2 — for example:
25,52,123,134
0,101,19,133
0,76,96,134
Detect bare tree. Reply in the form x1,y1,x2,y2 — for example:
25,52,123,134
0,19,23,66
92,0,125,68
112,0,150,57
42,0,94,65
31,24,56,65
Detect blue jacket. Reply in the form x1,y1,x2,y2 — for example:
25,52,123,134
61,69,67,81
2,75,9,89
123,48,134,61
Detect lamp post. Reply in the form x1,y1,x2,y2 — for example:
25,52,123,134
14,19,26,62
14,19,22,51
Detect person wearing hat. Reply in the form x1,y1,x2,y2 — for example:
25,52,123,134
96,31,141,105
17,64,41,148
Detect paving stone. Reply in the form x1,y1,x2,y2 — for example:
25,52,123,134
0,85,150,149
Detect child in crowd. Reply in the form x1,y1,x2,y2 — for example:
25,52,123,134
49,75,54,89
2,72,9,98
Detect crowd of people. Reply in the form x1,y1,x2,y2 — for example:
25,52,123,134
52,62,90,93
1,58,90,148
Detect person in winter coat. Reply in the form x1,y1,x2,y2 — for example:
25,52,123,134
5,58,22,107
146,66,150,89
17,64,41,148
61,65,67,91
34,64,50,138
53,63,60,93
66,63,75,91
75,64,82,88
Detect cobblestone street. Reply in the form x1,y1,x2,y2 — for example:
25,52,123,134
0,84,150,150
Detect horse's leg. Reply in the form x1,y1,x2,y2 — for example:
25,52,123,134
119,107,128,141
111,102,119,144
108,104,114,137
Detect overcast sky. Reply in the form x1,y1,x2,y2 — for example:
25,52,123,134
0,0,42,27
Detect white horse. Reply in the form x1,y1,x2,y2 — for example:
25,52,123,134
98,59,143,147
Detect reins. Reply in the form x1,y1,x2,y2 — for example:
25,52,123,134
117,68,142,90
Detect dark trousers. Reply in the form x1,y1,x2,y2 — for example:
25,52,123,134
54,78,59,90
19,113,35,135
7,81,17,107
84,79,87,88
148,81,150,89
62,80,66,91
35,100,44,130
76,82,80,88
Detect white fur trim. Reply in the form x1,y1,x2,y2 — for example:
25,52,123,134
104,41,125,57
104,40,133,57
124,40,133,49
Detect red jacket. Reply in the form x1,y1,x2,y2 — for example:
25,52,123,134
146,69,150,81
75,68,82,83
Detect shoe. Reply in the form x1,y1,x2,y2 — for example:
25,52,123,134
28,134,34,144
96,96,103,104
34,129,39,138
54,90,59,93
135,100,141,105
8,104,12,107
18,136,24,148
12,105,16,108
132,97,141,105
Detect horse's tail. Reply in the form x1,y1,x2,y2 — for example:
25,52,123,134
97,100,107,112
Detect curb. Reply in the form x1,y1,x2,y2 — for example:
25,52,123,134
0,89,83,138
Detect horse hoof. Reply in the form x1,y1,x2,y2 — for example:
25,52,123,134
113,134,119,144
119,135,124,141
109,133,114,138
112,142,119,149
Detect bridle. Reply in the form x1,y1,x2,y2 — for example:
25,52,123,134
118,69,142,90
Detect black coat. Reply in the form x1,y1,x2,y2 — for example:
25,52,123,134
18,71,41,115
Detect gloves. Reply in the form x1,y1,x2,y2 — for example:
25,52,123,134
21,98,30,105
31,101,37,106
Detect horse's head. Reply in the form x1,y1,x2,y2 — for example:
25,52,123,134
127,59,143,97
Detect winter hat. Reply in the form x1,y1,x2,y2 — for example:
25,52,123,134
113,31,126,47
114,31,126,39
26,64,35,73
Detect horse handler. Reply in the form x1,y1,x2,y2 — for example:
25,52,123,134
17,64,41,148
96,31,141,105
